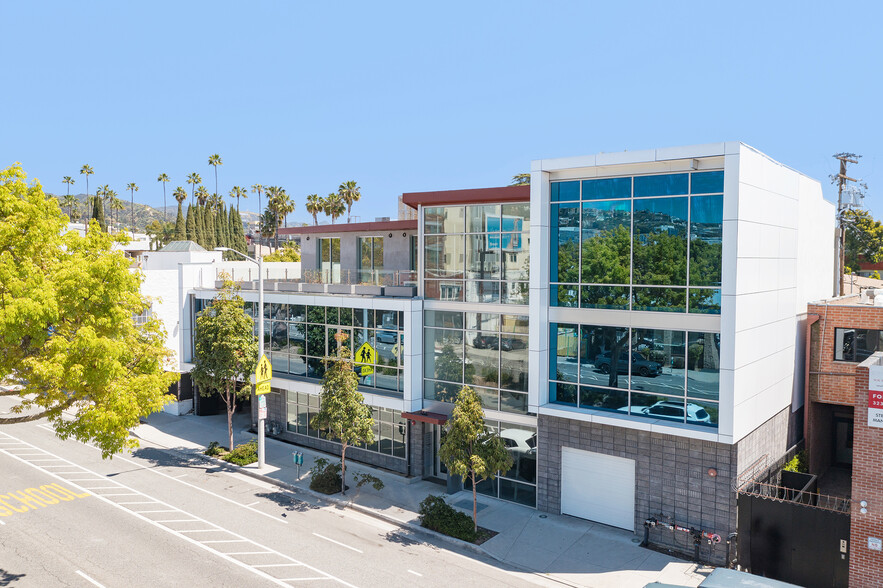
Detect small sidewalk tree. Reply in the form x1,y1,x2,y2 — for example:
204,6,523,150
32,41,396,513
191,276,258,452
311,332,375,495
439,385,513,534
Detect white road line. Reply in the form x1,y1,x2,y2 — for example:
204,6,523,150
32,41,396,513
245,501,260,507
75,570,106,587
312,533,363,554
408,570,422,577
117,501,159,505
171,473,188,478
96,493,139,497
0,431,357,588
0,519,5,525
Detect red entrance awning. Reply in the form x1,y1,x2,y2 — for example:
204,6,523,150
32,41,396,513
401,411,448,425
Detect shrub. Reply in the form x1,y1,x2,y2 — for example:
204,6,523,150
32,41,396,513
223,440,258,465
204,441,224,457
783,450,808,473
418,495,476,543
309,457,343,494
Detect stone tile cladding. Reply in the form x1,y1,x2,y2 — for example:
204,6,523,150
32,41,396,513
850,363,883,587
536,414,735,564
808,301,883,406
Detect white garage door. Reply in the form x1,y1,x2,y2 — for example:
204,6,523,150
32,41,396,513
561,447,635,530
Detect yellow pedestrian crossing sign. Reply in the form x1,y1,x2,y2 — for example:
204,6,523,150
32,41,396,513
255,354,272,395
355,342,376,366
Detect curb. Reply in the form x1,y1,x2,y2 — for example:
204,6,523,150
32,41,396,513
132,431,583,588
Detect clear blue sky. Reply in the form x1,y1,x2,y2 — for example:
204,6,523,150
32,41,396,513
3,1,881,223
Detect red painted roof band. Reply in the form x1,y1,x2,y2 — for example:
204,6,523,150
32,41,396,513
401,185,529,209
278,219,417,235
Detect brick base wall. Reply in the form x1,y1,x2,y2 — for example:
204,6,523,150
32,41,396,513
537,415,735,564
850,362,883,587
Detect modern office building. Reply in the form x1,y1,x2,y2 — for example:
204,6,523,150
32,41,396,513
176,142,834,563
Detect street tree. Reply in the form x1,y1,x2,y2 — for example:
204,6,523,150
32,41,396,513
310,332,375,495
439,385,513,533
191,277,258,452
0,165,177,457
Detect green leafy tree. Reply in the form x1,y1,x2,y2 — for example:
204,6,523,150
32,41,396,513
438,385,513,533
93,185,107,232
310,332,375,495
264,243,301,262
0,165,177,457
338,180,360,223
191,278,258,451
843,209,883,270
510,173,530,186
145,219,164,250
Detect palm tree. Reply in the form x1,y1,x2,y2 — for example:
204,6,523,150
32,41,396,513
173,186,187,239
251,183,264,225
268,187,294,250
80,165,94,229
127,182,139,238
338,180,361,223
62,194,78,222
208,154,223,197
110,191,125,233
195,185,210,206
229,186,247,212
324,192,345,224
157,173,170,222
186,172,202,201
208,192,223,211
305,194,323,226
62,176,76,219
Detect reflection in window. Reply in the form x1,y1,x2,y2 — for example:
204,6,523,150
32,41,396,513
633,287,686,313
633,197,688,286
552,203,580,283
690,195,723,287
549,323,721,429
581,200,631,285
358,236,384,283
834,328,883,362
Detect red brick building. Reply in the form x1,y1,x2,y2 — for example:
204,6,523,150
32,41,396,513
807,292,883,585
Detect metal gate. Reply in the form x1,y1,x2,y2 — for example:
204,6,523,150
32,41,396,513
736,476,850,587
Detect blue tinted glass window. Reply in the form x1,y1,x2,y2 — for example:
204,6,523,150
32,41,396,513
633,173,689,197
633,197,688,286
582,177,631,200
551,181,579,202
690,195,723,287
581,200,631,284
691,171,724,194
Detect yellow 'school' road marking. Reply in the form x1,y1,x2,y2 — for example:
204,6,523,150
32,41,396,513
0,483,89,517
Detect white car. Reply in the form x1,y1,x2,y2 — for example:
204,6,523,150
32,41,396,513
630,401,713,424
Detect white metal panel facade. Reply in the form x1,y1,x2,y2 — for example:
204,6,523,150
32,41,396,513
561,447,635,530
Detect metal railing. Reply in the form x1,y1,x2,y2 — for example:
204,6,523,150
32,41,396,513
300,268,417,287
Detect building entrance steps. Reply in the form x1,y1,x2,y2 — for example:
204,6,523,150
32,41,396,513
133,411,709,588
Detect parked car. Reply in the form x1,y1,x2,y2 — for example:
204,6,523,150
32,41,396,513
500,429,537,455
630,401,713,424
594,351,661,377
472,334,499,349
376,330,400,344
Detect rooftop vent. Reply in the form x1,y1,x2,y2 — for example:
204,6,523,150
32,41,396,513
375,217,391,222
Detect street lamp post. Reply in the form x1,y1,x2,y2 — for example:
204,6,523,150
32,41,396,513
215,247,266,469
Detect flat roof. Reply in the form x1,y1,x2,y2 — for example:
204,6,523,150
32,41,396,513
401,185,529,209
278,218,417,235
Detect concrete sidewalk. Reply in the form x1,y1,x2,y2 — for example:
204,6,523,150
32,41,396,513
133,410,709,588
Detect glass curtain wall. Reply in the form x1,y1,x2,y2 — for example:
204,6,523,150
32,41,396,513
423,310,529,414
465,421,537,507
424,203,530,304
551,171,723,313
318,237,341,283
549,323,720,428
243,301,404,396
287,392,407,460
358,236,384,284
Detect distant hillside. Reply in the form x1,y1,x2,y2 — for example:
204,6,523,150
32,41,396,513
48,193,255,232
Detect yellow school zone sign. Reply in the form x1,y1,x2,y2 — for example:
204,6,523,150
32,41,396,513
255,354,272,395
354,342,376,377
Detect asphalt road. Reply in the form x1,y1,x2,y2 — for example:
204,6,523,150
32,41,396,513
0,417,551,588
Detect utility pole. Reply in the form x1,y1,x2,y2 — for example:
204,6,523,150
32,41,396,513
833,153,861,296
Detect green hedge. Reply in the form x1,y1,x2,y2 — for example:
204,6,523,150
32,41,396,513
418,495,476,542
223,440,258,465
